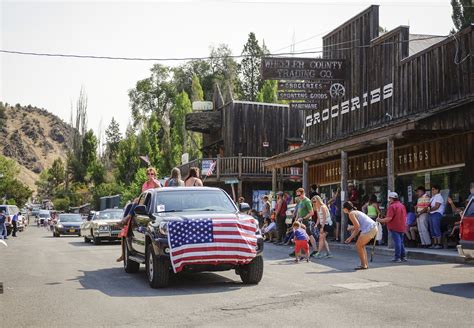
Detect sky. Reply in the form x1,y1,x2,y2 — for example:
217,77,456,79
1,0,453,140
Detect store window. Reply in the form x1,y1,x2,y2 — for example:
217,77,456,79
396,166,467,212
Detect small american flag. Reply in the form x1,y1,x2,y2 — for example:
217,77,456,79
167,218,258,273
206,161,216,177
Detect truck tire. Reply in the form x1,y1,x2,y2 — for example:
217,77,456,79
239,256,264,285
84,236,90,243
146,244,170,288
123,240,139,273
93,236,101,245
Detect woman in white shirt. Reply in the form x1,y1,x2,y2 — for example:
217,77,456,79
428,185,445,249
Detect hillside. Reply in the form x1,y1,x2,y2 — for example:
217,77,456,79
0,104,74,193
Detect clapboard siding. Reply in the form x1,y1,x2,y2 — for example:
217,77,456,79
306,5,474,147
219,102,303,158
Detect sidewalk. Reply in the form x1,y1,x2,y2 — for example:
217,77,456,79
327,241,473,265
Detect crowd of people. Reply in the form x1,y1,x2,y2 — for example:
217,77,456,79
250,183,471,270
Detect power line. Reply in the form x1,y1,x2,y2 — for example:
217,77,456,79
0,35,450,62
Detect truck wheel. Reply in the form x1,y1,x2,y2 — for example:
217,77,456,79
124,240,139,273
84,236,90,243
93,236,101,245
146,244,170,288
239,256,264,285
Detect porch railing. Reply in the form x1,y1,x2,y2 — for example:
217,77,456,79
177,155,301,179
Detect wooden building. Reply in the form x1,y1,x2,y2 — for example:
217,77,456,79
263,6,474,232
180,86,304,208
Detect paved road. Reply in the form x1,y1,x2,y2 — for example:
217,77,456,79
1,225,473,327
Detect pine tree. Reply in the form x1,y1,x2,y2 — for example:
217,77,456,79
105,117,121,160
452,0,474,31
256,80,278,103
241,32,264,101
48,158,65,189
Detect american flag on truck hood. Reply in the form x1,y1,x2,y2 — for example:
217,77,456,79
167,217,258,273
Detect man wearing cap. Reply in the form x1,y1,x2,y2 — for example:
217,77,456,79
377,192,407,262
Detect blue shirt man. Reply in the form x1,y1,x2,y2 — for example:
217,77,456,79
0,211,6,239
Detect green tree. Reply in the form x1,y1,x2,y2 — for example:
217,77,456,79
191,75,205,102
173,60,213,99
0,155,33,205
170,91,193,167
241,32,264,101
88,160,106,186
105,117,121,160
209,44,242,99
146,113,162,169
48,158,65,190
36,170,53,199
452,0,474,31
115,125,140,185
82,129,97,169
256,80,278,103
129,64,175,175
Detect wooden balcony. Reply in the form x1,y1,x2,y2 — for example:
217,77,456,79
177,156,301,181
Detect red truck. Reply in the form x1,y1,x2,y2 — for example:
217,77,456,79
457,197,474,260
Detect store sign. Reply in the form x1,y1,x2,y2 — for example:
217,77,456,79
278,81,330,91
261,57,346,81
308,135,466,185
278,91,329,101
290,102,320,111
305,83,393,127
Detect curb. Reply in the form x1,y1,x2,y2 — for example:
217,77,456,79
327,242,473,265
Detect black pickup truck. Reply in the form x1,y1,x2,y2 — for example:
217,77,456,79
123,187,264,288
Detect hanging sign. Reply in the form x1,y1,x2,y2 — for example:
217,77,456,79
278,91,329,101
290,103,320,111
278,81,331,91
261,57,346,81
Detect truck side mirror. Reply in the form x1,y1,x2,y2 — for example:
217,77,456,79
134,205,147,215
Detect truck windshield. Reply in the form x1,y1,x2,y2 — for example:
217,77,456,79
154,190,236,213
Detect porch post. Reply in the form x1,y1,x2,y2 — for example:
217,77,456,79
340,150,348,242
216,155,221,181
302,160,309,192
278,168,284,191
272,168,277,197
387,137,395,249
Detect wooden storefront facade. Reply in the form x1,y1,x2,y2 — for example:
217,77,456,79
263,6,474,215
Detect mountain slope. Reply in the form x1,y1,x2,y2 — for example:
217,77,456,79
0,104,74,192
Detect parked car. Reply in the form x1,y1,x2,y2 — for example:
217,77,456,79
0,205,21,235
123,187,264,288
53,213,83,237
457,197,474,260
80,209,123,244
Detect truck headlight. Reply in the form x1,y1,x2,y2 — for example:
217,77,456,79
159,221,168,235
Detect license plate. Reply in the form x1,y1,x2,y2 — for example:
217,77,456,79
69,229,75,233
